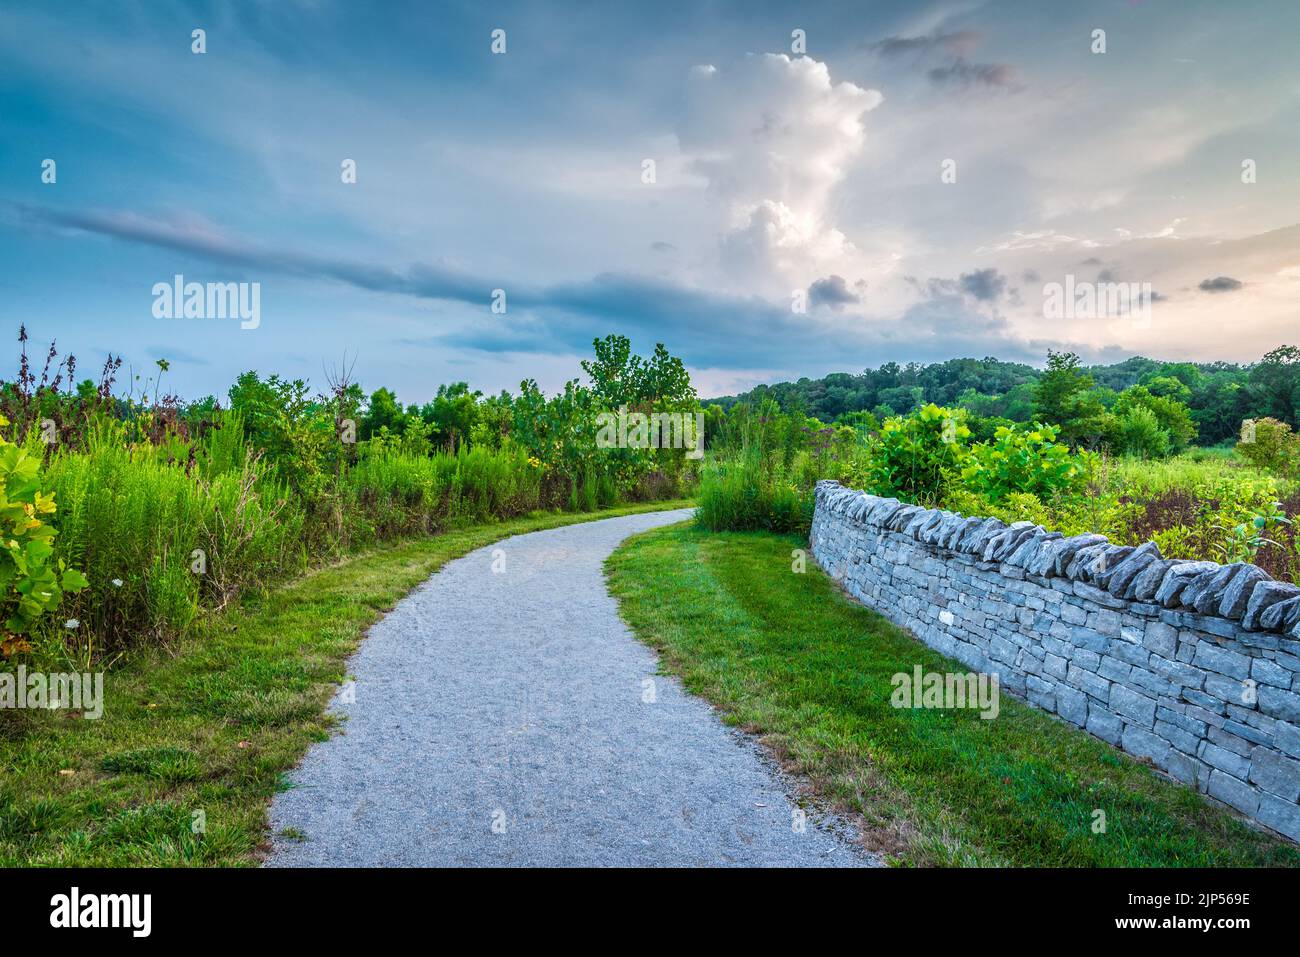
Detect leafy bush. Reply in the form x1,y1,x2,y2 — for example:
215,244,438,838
1236,417,1300,477
1109,385,1197,454
0,416,86,655
1108,404,1170,459
859,404,970,504
960,422,1090,502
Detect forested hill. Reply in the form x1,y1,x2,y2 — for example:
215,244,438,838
705,350,1300,448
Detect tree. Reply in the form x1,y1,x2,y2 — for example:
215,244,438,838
1110,384,1196,454
419,382,481,453
1032,351,1108,448
580,335,695,410
1248,346,1300,427
359,387,406,442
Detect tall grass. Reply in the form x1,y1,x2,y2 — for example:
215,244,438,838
42,416,303,658
35,412,588,659
696,450,814,534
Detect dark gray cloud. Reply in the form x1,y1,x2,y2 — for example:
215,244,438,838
867,29,981,57
18,202,1071,372
928,58,1021,91
959,267,1008,301
807,274,860,309
1198,276,1244,292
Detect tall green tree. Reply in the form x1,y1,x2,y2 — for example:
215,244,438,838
1032,351,1107,448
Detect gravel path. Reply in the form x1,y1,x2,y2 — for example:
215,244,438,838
265,509,874,867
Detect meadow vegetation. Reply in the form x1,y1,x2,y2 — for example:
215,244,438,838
698,345,1300,586
0,329,700,669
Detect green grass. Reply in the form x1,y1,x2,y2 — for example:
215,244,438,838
606,523,1300,867
0,499,692,867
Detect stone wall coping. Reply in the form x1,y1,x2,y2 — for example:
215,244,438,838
814,479,1300,642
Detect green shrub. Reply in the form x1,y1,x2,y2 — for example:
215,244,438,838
1108,404,1170,459
960,422,1090,503
1236,417,1300,478
0,415,86,654
858,404,970,505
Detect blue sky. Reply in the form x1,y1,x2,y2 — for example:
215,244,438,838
2,0,1298,402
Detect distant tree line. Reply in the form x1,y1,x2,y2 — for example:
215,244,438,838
708,347,1300,452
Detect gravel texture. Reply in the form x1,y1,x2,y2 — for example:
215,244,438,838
265,508,874,867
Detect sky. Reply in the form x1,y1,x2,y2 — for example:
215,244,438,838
2,0,1298,404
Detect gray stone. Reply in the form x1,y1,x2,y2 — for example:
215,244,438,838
1090,545,1136,588
1157,706,1207,737
1222,719,1272,747
964,517,1006,552
1205,672,1251,706
1188,563,1245,615
1121,725,1171,765
1106,541,1161,597
1128,558,1178,601
1143,621,1178,657
1051,533,1109,576
1252,656,1293,689
1261,595,1300,633
1068,664,1111,701
1218,565,1273,621
1065,542,1111,580
1259,685,1300,723
1249,749,1300,801
1005,530,1051,569
1257,793,1300,842
887,505,923,531
1275,721,1300,759
945,516,984,549
1243,581,1300,631
1192,642,1251,680
1154,561,1218,608
1087,709,1124,744
1165,751,1204,785
1060,603,1088,626
1071,581,1129,610
1202,743,1251,779
1208,769,1260,815
1056,685,1088,725
1110,684,1157,727
809,481,1300,845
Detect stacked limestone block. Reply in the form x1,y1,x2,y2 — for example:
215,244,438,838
809,479,1300,842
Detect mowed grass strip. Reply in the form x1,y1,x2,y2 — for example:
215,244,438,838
0,500,693,867
605,524,1300,867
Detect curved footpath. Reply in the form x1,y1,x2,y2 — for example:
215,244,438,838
266,508,874,867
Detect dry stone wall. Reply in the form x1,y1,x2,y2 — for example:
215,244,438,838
810,479,1300,843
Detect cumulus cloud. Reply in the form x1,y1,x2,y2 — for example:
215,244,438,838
1198,276,1244,292
677,54,882,292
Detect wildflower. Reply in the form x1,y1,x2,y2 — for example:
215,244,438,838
64,619,79,629
112,579,123,587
